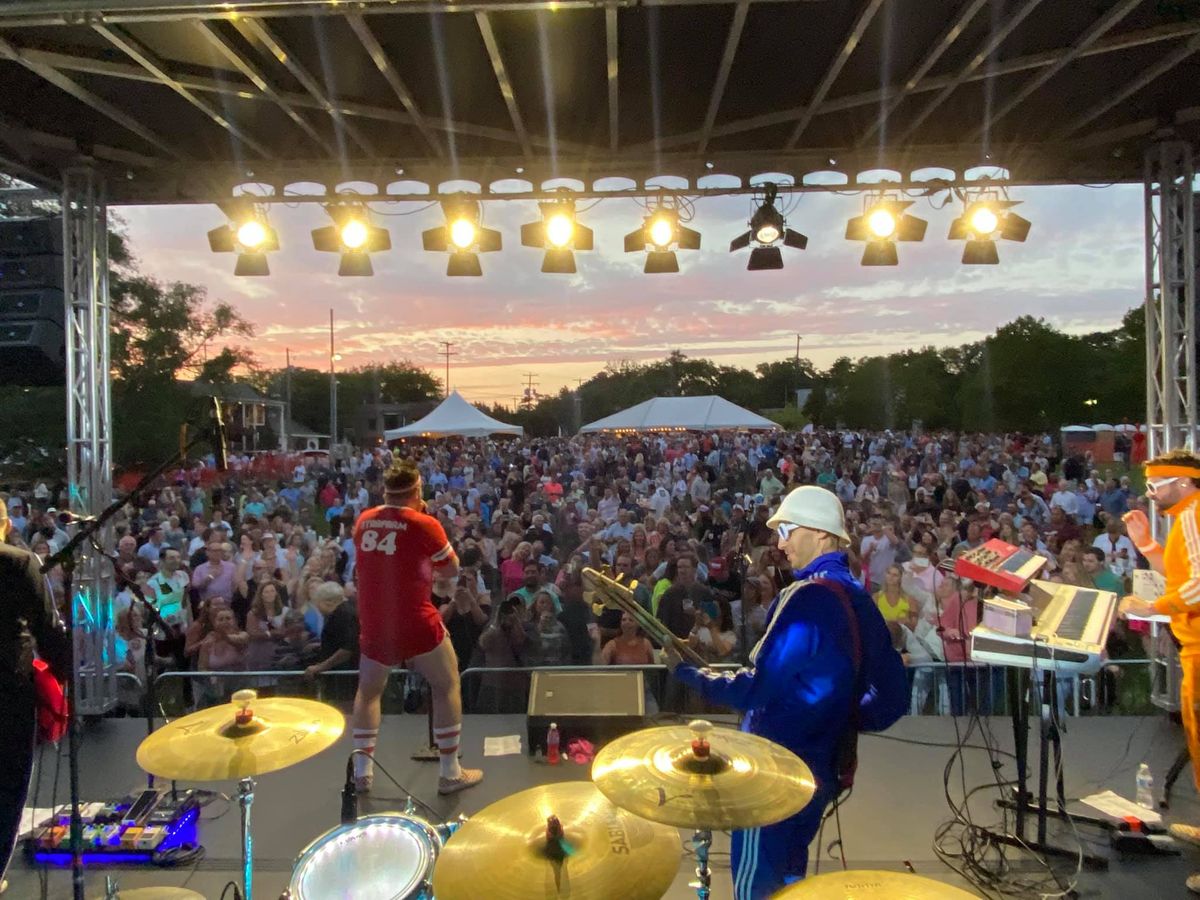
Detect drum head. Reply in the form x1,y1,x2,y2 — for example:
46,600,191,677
290,814,437,900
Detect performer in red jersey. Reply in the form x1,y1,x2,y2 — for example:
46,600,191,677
349,461,483,795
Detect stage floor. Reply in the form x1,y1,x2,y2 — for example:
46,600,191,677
8,714,1199,899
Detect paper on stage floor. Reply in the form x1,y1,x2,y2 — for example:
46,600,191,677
484,735,522,756
1079,789,1162,824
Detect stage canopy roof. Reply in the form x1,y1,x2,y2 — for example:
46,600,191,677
0,0,1198,203
384,390,523,439
581,395,779,433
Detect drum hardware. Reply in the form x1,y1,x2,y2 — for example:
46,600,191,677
136,690,344,900
96,886,205,900
431,782,679,900
768,869,983,898
592,719,816,900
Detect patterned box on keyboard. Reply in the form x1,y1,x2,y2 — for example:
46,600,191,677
954,538,1048,594
982,597,1033,638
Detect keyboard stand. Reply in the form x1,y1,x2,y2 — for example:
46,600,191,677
991,668,1109,870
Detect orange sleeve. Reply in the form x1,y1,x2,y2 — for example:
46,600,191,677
1153,508,1200,616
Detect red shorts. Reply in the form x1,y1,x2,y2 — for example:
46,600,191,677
358,598,446,666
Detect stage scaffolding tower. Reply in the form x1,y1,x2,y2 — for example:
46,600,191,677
1143,140,1197,717
63,167,117,714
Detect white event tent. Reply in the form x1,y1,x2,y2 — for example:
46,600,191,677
581,396,779,434
384,391,523,440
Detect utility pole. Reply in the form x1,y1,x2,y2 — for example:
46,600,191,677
284,347,292,451
573,378,584,434
329,309,338,451
439,341,457,397
522,372,539,409
796,333,802,363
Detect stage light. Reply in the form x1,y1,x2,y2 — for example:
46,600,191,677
729,183,807,271
845,195,927,266
624,202,700,274
208,203,278,276
649,215,675,249
969,206,999,236
236,220,267,250
867,208,897,239
423,194,502,276
521,197,593,274
545,213,574,248
311,203,391,276
450,218,477,250
948,195,1030,265
340,219,370,250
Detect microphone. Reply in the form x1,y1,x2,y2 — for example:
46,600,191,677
341,756,358,824
210,396,228,472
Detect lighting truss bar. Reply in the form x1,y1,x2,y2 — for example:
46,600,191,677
0,0,815,27
8,22,1197,160
236,18,378,157
62,167,118,714
1143,141,1198,510
785,0,884,149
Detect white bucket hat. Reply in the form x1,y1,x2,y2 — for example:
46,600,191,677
766,485,850,544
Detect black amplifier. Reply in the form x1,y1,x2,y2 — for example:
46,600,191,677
526,670,646,756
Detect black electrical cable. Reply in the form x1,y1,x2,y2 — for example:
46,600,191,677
346,749,441,822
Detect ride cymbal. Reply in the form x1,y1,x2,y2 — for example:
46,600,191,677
432,782,680,900
770,870,982,898
591,720,815,830
136,690,344,782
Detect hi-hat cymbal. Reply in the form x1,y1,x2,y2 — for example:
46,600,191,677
591,720,816,830
432,782,680,900
770,870,982,898
136,690,344,782
94,890,205,899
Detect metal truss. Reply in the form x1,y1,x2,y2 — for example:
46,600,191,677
63,167,117,715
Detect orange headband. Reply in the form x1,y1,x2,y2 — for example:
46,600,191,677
1146,464,1200,480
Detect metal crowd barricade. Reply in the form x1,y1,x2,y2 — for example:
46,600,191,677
110,660,1157,718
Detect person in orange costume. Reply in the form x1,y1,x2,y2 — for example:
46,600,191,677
1119,449,1200,893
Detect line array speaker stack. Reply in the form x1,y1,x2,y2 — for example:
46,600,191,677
0,216,65,386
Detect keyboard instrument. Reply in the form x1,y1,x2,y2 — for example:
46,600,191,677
969,579,1118,675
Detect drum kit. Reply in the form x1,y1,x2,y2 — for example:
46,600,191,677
113,691,976,900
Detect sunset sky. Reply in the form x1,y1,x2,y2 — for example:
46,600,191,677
118,181,1143,408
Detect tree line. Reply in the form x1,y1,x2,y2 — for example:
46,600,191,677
485,308,1146,437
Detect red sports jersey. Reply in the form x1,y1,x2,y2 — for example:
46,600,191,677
354,504,456,665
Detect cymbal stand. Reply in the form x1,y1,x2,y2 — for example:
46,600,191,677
237,776,256,900
689,829,713,900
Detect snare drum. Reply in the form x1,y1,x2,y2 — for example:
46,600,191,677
285,812,444,900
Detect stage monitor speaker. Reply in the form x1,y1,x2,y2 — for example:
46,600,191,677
526,669,646,756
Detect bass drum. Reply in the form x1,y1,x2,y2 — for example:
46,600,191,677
284,812,444,900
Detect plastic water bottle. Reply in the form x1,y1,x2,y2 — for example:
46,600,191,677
1136,763,1155,809
547,723,561,765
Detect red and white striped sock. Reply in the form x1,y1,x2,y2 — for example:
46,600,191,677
433,724,463,780
353,728,378,779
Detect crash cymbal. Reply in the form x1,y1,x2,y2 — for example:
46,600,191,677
94,890,205,899
136,690,343,782
591,719,815,830
770,870,982,898
432,782,680,900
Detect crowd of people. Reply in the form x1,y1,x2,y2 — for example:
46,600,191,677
0,425,1152,715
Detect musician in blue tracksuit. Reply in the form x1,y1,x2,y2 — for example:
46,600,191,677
666,486,907,900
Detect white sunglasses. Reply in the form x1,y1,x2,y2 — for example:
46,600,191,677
1147,477,1180,494
777,522,801,541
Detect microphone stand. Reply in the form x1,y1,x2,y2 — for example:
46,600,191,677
41,421,221,900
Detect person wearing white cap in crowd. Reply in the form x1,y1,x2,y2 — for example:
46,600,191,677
664,485,906,899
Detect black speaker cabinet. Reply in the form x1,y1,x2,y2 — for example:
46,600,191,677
526,669,646,756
